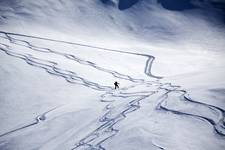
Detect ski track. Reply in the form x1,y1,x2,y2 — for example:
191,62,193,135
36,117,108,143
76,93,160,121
0,106,61,138
0,31,224,150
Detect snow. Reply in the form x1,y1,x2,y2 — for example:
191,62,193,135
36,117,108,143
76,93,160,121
0,0,225,150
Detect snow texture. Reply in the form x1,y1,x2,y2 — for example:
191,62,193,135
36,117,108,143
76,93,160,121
0,0,225,150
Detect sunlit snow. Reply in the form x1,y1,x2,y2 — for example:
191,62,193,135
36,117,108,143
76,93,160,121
0,0,225,150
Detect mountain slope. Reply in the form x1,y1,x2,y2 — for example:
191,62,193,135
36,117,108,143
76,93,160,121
0,1,225,150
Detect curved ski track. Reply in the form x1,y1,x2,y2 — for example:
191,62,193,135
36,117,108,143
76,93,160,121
0,31,224,150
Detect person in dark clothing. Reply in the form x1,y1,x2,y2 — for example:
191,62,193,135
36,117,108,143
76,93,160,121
114,81,119,89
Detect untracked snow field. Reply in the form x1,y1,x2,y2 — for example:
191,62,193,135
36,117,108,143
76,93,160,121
1,0,225,150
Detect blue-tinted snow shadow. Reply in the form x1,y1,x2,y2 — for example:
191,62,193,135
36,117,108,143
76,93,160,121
118,0,139,10
157,0,196,11
100,0,140,10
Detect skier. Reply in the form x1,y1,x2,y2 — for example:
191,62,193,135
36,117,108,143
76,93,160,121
114,81,119,89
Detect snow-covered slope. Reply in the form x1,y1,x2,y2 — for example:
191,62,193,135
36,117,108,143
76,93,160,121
0,0,225,150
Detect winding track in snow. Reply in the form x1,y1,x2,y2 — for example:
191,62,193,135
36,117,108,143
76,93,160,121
157,83,225,137
0,31,224,150
0,106,61,138
0,31,161,79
